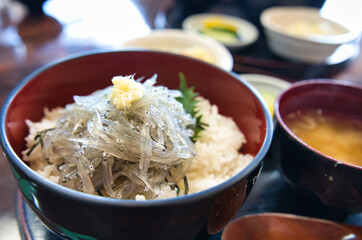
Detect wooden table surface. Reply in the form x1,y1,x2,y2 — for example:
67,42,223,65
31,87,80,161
0,0,361,239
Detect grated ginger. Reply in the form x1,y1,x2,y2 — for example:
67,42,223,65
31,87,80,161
110,75,145,109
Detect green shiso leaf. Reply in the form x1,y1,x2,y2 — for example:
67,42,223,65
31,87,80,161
176,73,208,142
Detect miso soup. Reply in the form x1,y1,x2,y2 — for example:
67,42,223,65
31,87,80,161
284,109,362,167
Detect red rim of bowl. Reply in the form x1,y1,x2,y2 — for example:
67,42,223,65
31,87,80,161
0,49,274,207
274,79,362,170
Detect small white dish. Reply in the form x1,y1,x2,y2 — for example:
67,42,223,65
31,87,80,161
182,13,259,51
121,29,233,71
240,74,290,115
260,6,360,64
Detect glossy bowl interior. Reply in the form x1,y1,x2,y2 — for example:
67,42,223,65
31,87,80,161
0,50,273,240
274,79,362,211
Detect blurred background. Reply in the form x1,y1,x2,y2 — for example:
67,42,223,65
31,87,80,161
0,0,361,239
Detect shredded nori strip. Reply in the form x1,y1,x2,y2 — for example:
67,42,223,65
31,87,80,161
25,128,55,156
183,176,189,195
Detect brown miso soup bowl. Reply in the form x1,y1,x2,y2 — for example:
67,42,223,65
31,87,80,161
273,79,362,212
0,50,273,240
